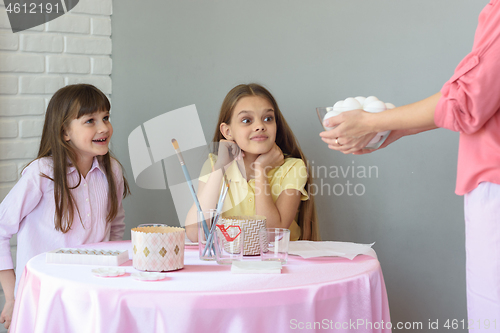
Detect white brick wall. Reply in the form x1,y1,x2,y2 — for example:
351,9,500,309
0,76,18,94
47,55,91,74
91,17,111,36
20,76,65,94
0,97,45,116
21,34,64,53
19,119,44,138
0,119,18,138
0,163,17,182
64,35,112,55
0,1,113,326
0,53,45,72
46,14,90,34
91,56,112,74
0,32,18,51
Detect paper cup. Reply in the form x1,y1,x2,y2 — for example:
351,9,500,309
131,226,185,271
219,216,266,255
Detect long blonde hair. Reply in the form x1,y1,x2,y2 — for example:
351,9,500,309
212,83,319,240
28,84,130,233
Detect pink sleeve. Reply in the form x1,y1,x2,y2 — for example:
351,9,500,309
0,161,44,270
435,1,500,134
109,159,125,241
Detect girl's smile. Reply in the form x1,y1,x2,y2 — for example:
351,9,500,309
250,134,269,141
92,137,109,145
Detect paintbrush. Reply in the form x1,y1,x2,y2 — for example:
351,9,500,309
171,139,211,253
203,179,231,256
171,139,202,212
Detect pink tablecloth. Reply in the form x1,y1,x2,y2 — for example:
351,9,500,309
11,241,391,333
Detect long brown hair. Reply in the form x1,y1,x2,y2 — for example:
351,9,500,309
212,83,319,240
28,84,130,233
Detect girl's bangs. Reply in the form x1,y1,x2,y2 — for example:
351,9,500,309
75,87,110,118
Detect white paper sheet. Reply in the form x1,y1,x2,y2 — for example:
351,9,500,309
288,241,377,260
231,261,282,274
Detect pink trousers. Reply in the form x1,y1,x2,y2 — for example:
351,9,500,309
465,182,500,332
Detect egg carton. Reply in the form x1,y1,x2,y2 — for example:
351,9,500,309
46,248,129,266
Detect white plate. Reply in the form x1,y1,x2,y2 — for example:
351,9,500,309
185,241,198,246
131,272,168,281
91,267,126,277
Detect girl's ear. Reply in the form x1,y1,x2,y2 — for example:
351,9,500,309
63,130,71,142
220,123,233,141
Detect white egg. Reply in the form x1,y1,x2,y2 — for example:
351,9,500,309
354,96,366,106
323,112,339,130
342,97,362,111
385,102,396,109
364,100,387,113
364,96,379,106
333,100,345,112
323,112,338,121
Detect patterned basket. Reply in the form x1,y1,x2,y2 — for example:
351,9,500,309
220,216,266,255
131,226,185,271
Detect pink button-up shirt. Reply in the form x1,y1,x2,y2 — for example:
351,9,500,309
435,0,500,195
0,157,125,291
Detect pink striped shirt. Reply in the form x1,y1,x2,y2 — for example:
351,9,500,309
435,0,500,195
0,157,125,290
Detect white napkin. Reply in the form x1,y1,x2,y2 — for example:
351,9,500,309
231,261,282,274
288,241,377,260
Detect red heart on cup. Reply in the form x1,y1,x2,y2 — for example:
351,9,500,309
216,225,241,242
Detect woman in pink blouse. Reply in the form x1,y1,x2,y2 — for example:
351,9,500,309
320,1,500,330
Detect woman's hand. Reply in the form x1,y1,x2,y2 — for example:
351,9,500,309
319,109,382,154
319,93,441,155
319,109,378,152
352,129,408,155
213,139,244,171
0,298,14,330
320,131,378,154
324,109,377,137
253,144,284,176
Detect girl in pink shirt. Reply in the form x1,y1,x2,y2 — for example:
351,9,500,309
0,84,130,330
320,1,500,330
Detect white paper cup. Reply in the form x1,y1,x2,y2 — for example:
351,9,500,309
131,226,184,271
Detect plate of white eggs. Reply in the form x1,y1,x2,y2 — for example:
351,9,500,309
316,96,394,149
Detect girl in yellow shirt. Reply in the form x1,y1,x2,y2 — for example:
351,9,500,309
186,83,318,241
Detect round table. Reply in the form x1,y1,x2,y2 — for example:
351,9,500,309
11,241,391,333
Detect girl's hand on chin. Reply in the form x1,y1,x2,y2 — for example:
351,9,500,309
214,139,244,170
253,144,284,175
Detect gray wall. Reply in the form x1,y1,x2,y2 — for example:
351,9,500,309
112,0,488,329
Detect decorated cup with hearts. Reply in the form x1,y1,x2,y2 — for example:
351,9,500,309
219,216,266,256
214,224,244,265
